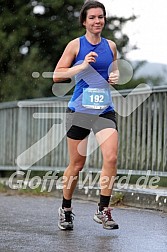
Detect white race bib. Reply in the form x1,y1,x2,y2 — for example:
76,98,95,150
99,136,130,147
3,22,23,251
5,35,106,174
82,88,110,109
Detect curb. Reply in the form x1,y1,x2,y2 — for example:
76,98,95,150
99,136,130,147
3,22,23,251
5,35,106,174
71,186,167,213
53,186,167,213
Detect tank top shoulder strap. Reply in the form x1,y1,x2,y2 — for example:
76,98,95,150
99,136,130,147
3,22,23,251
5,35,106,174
101,37,114,57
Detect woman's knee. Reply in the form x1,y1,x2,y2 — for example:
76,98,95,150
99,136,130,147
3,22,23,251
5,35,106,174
103,152,117,166
70,160,86,173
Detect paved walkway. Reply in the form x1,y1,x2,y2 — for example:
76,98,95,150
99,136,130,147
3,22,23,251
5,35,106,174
0,194,167,252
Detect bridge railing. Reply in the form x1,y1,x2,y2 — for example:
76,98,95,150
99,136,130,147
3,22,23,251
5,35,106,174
0,86,166,176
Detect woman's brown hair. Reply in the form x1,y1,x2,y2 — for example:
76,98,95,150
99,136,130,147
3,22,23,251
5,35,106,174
79,1,106,27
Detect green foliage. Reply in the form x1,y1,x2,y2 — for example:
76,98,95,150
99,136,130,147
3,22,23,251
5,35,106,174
0,0,136,102
110,192,124,206
0,182,8,193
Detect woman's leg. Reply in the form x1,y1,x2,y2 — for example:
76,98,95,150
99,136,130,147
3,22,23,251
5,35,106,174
63,137,88,200
58,123,89,230
93,128,119,229
96,128,118,197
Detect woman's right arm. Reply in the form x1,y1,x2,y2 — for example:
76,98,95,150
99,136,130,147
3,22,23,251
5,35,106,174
53,39,83,82
53,39,98,82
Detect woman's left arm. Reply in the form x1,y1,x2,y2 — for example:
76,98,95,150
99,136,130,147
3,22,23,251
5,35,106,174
107,40,119,85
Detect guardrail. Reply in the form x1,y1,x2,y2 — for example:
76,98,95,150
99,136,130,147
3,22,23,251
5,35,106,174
0,86,167,176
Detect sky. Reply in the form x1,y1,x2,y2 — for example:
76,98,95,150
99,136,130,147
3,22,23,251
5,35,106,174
100,0,167,65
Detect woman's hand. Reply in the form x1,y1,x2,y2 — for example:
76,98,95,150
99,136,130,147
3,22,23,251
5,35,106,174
82,51,98,69
108,69,119,85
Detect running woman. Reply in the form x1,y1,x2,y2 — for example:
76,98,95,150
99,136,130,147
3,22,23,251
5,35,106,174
53,0,119,231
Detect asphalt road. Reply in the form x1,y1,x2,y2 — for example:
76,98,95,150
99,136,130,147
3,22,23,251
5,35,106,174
0,194,166,252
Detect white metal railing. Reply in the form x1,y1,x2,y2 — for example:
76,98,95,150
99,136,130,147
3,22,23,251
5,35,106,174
0,86,166,176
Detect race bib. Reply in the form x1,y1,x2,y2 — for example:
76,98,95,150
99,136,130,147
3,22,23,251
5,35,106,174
82,88,110,109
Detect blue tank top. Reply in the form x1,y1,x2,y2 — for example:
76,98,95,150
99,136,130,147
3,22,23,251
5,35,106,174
68,35,115,114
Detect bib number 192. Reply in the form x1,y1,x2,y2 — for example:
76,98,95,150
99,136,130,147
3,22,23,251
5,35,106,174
90,94,104,103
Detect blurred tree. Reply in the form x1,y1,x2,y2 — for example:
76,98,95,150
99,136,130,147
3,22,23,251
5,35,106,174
0,0,136,102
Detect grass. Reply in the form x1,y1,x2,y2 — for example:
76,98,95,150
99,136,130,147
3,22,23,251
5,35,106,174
0,181,53,197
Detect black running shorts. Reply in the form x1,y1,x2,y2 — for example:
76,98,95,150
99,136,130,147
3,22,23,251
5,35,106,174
66,108,118,140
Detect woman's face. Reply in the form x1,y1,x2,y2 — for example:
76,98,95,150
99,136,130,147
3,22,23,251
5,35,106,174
83,8,105,34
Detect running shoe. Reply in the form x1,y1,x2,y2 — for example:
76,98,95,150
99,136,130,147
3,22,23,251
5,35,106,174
58,207,74,230
93,207,119,230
